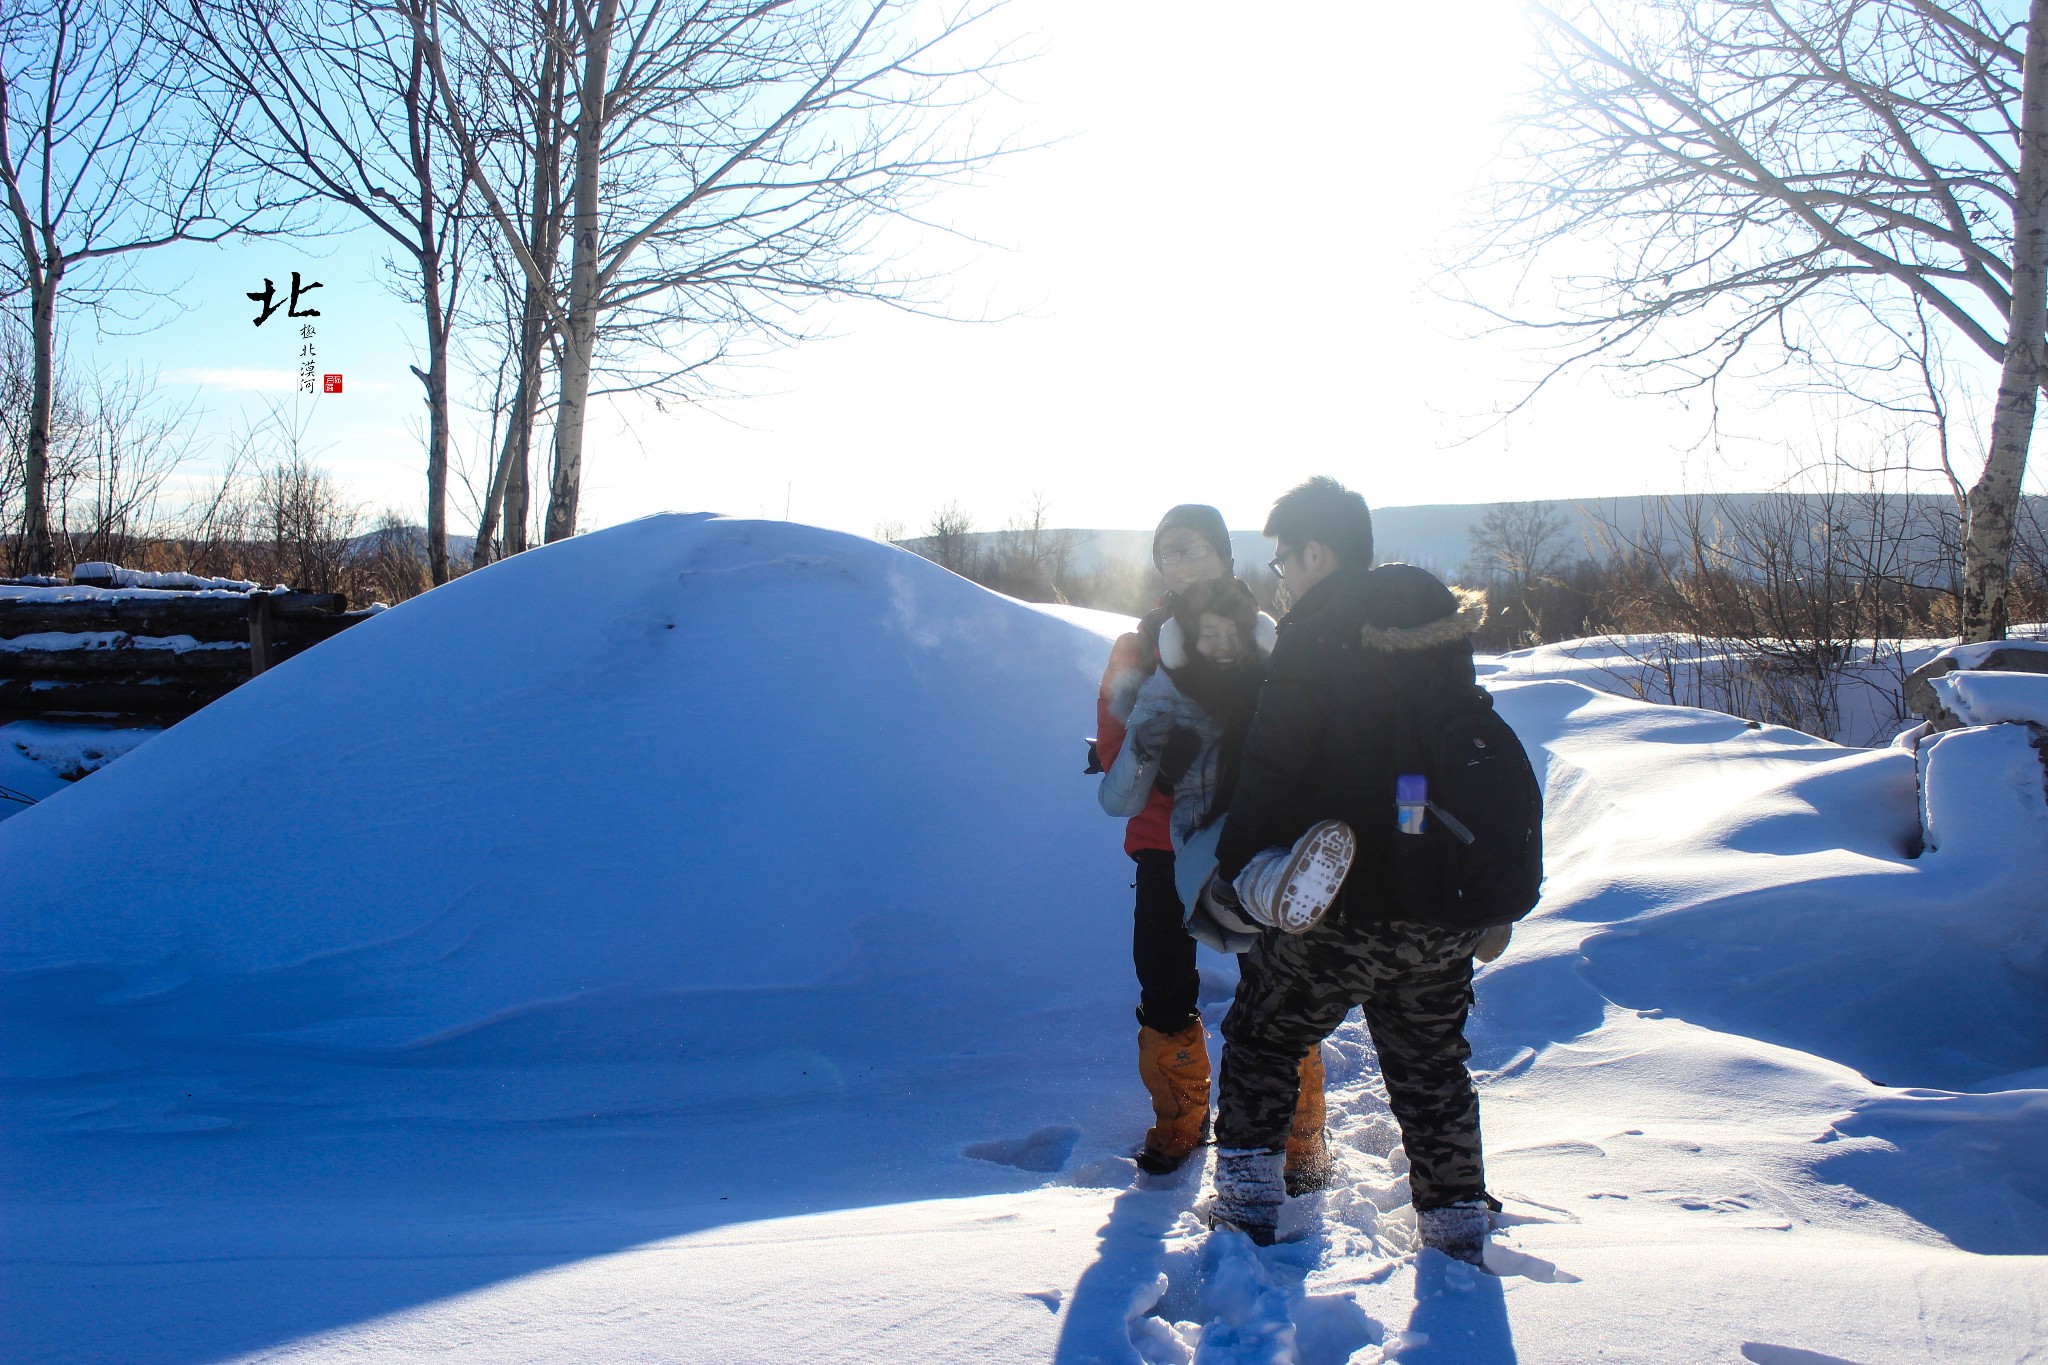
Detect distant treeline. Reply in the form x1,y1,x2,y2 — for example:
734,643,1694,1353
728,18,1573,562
890,490,2048,743
894,489,2048,649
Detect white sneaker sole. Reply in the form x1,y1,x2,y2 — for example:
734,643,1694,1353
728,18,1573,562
1274,820,1355,933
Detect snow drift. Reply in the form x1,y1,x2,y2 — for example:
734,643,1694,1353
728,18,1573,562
5,513,2046,1364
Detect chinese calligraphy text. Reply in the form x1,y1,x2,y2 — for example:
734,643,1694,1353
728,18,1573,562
248,272,323,327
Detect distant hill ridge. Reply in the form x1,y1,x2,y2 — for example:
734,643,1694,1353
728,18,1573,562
346,525,478,563
909,494,2043,577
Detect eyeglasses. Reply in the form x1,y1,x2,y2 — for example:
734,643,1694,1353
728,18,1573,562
1158,543,1215,566
1267,547,1297,578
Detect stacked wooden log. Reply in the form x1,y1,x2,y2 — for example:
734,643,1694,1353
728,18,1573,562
0,568,379,721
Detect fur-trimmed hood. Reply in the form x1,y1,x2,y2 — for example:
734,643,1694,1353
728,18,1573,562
1358,585,1487,653
1158,611,1279,670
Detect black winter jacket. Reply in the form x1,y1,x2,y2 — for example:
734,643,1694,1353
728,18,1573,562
1212,563,1487,925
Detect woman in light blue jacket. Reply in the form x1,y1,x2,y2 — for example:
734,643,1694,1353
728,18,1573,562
1100,576,1275,948
1099,572,1346,1192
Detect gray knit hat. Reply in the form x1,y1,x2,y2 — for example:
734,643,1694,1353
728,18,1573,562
1152,504,1233,573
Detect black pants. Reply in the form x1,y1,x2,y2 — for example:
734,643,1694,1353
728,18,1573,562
1132,848,1201,1034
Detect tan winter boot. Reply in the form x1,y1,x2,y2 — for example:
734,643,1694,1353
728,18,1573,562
1136,1020,1212,1174
1285,1044,1334,1195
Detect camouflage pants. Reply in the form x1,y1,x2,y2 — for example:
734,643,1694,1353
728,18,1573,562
1217,918,1486,1210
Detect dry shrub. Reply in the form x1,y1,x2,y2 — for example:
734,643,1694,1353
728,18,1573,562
4,367,441,605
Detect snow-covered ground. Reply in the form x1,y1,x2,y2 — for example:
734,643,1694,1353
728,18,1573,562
2,514,2043,1364
1484,632,2047,749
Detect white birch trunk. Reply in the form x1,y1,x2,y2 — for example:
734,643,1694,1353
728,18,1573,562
543,0,615,546
1965,0,2048,643
23,260,59,575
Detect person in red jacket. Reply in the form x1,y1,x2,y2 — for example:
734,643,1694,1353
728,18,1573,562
1096,505,1330,1186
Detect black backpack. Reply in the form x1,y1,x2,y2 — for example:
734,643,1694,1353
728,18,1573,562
1385,687,1544,930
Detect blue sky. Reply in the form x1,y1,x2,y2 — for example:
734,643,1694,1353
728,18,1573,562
62,0,2043,542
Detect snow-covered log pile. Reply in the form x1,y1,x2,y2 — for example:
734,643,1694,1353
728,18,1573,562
0,567,378,720
69,563,261,592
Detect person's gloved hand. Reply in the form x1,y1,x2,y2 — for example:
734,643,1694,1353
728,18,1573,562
1126,698,1174,762
1157,727,1201,785
1474,923,1513,963
1186,871,1261,952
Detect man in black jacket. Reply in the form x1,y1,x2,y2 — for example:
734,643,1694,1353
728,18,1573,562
1206,476,1496,1263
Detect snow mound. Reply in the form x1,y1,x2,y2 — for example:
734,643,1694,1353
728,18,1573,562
0,514,1130,1069
1491,679,2048,1094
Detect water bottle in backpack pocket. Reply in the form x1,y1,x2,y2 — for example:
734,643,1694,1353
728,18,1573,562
1395,773,1428,834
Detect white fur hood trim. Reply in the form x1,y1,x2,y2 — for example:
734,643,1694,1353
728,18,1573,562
1158,611,1279,670
1357,587,1488,653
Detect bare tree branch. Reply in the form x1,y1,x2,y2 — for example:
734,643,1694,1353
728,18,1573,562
1469,0,2048,641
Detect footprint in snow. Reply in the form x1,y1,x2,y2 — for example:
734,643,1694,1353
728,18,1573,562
1139,1227,1381,1365
1741,1345,1871,1365
961,1124,1079,1173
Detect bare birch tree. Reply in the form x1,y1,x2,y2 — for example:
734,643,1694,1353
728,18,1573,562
452,0,570,567
0,0,300,574
1979,0,2048,639
406,0,1015,545
1478,0,2048,642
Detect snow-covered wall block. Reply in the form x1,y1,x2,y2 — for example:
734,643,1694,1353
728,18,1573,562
1926,670,2048,729
1916,722,2048,856
1908,639,2048,731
